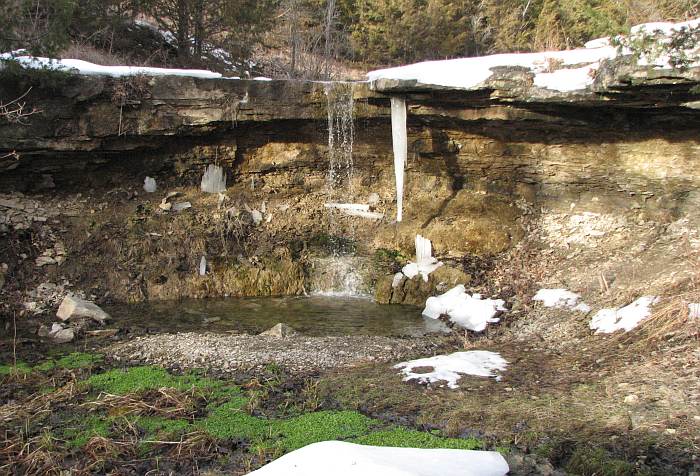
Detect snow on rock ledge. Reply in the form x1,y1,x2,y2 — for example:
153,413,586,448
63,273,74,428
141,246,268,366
395,351,508,389
0,53,222,79
589,296,659,334
246,440,509,476
423,285,505,332
533,288,591,313
368,17,700,93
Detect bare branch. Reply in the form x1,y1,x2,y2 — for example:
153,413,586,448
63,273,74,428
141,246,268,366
0,87,42,125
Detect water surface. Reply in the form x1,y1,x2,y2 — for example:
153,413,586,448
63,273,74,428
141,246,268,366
105,296,449,337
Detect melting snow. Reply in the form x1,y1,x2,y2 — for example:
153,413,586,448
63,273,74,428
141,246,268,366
401,235,443,282
368,18,700,92
533,288,591,313
246,440,509,476
0,53,222,78
395,351,508,389
423,285,505,332
589,296,659,333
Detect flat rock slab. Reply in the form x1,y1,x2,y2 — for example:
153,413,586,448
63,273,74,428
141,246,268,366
107,333,440,373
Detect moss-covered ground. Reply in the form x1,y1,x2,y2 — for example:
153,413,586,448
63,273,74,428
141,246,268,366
0,358,485,474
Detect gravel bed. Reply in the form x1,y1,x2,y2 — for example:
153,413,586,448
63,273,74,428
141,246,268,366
107,332,442,373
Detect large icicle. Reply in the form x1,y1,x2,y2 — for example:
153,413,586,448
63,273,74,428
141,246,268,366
391,97,407,222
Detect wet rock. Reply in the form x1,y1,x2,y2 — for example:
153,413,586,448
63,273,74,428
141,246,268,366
260,323,300,338
56,295,110,324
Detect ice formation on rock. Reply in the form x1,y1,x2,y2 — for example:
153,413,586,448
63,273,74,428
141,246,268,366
423,285,505,332
143,177,157,193
395,351,508,389
401,235,443,282
199,256,207,276
391,97,407,222
324,203,383,220
200,165,227,193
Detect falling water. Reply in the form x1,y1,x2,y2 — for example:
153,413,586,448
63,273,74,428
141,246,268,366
325,82,355,202
316,82,367,297
391,97,407,222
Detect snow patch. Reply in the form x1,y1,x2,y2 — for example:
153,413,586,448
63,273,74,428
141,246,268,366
246,440,509,476
423,285,505,332
589,296,659,333
0,53,222,79
533,288,590,313
395,351,508,389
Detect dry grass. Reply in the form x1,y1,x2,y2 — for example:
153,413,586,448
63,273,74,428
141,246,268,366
83,388,199,419
59,43,125,66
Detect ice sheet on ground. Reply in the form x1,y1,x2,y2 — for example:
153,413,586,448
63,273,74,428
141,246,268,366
589,296,659,333
0,53,222,78
246,440,509,476
367,18,700,91
423,285,505,332
401,235,443,282
533,288,590,313
395,351,507,389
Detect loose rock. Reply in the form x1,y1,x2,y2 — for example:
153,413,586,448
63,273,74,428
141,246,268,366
56,295,110,324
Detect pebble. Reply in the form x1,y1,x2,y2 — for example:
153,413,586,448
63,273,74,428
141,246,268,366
108,332,439,374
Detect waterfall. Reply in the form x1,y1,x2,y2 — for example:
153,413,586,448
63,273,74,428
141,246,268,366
391,97,407,222
316,82,367,297
325,82,355,203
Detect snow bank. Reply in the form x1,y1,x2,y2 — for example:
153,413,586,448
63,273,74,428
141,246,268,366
423,285,505,332
589,296,659,333
395,351,507,389
368,17,700,92
533,288,590,313
401,235,443,282
246,440,509,476
0,53,222,79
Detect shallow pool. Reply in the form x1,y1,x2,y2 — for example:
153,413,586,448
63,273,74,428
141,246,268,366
105,295,450,337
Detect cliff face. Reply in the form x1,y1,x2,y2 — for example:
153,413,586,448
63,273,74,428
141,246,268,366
1,57,699,304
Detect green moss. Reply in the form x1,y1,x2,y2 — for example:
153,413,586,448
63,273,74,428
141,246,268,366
137,416,192,439
273,410,377,451
199,398,270,440
565,447,637,476
64,415,111,448
86,366,229,395
0,362,32,376
56,352,103,369
352,428,482,450
34,360,57,372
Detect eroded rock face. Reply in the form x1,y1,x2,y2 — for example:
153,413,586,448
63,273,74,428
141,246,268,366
0,62,698,305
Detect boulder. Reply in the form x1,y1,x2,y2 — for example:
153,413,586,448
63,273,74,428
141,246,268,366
48,323,75,343
259,323,300,338
57,295,110,324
